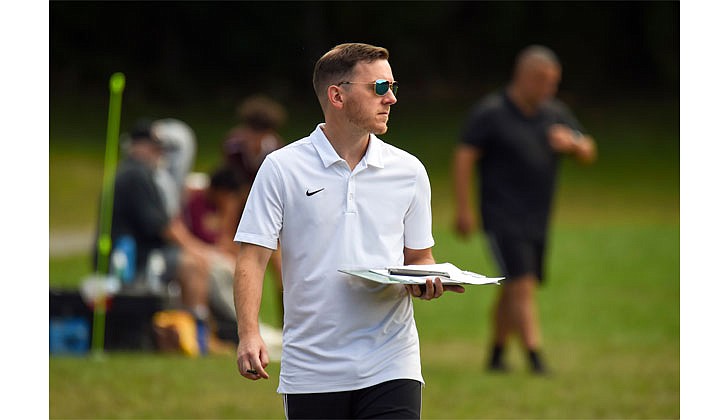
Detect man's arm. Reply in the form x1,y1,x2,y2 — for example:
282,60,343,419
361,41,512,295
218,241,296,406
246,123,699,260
234,242,273,380
452,144,481,238
163,217,209,250
163,217,216,268
402,247,465,300
547,124,597,164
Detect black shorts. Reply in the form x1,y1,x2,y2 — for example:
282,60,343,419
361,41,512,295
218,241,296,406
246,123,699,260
486,232,546,283
283,379,422,419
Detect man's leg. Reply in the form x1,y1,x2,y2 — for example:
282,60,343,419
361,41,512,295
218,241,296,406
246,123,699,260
486,232,516,371
175,249,212,353
508,274,541,350
488,287,512,371
490,274,546,373
177,250,210,315
513,275,543,348
485,233,547,373
507,273,547,374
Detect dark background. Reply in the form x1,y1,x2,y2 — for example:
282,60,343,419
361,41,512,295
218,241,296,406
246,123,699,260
50,1,679,108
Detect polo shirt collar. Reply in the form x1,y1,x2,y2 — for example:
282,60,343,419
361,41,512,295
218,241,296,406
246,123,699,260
312,124,385,169
364,135,385,168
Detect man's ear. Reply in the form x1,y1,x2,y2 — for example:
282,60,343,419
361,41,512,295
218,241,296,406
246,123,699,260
327,85,345,110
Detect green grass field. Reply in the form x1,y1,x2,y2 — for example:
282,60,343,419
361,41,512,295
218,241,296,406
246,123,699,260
49,97,678,419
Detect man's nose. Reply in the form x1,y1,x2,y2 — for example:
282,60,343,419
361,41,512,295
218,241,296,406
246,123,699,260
383,88,397,104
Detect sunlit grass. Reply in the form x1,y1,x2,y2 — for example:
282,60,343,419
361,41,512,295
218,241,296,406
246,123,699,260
49,99,678,419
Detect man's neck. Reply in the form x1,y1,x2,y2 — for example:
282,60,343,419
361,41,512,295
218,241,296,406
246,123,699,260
506,85,539,117
321,121,370,171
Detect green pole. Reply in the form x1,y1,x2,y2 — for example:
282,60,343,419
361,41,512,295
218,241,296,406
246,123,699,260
91,72,125,356
96,72,126,274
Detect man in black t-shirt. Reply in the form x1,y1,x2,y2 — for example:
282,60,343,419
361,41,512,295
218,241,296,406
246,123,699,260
453,45,597,374
108,122,216,336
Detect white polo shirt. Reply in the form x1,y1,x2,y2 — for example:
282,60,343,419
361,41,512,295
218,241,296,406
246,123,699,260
235,124,435,394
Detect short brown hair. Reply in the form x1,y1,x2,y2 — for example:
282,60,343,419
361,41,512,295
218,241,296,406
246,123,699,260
312,43,389,102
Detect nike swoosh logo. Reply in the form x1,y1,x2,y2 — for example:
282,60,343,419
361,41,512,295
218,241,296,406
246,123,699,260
306,188,325,196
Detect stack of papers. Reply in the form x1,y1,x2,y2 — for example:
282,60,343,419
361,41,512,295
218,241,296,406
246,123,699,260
339,262,503,285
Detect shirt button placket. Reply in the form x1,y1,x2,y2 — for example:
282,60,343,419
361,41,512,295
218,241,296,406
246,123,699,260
346,176,356,213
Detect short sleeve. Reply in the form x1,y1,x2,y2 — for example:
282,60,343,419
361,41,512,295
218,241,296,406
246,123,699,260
403,161,435,250
234,156,284,250
460,102,492,150
552,100,584,132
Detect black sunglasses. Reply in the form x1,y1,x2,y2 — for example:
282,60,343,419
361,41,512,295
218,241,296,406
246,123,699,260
338,79,398,96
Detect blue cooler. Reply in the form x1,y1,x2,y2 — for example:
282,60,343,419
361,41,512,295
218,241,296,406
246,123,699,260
49,317,90,355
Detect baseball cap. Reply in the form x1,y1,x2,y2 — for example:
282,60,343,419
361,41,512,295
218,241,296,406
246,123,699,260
129,119,163,146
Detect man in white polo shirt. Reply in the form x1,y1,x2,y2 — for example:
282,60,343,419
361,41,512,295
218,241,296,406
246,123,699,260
232,42,464,419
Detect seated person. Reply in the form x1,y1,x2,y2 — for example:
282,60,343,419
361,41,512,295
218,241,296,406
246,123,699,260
222,95,286,191
184,165,245,260
150,118,197,219
220,95,287,326
103,121,215,336
182,165,245,327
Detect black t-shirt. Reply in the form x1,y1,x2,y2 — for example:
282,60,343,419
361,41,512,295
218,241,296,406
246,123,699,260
110,156,170,270
460,91,581,239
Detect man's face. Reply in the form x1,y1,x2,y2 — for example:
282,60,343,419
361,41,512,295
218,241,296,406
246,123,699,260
134,139,164,167
341,59,397,135
521,62,561,107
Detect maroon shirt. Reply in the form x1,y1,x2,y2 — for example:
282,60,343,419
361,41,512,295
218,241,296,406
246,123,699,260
183,189,220,244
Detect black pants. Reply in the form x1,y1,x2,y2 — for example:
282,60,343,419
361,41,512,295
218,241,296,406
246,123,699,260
284,379,422,419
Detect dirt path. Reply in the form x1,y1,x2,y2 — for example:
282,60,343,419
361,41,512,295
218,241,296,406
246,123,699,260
49,229,94,257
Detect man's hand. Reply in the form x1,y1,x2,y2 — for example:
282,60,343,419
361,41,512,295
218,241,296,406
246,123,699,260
402,248,466,300
548,123,597,164
547,123,578,153
455,207,477,239
405,277,465,300
236,331,270,380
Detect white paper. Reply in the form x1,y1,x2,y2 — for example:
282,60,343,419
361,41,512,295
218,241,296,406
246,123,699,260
339,262,503,285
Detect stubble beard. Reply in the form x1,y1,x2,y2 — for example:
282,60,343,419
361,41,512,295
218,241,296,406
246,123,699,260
345,101,388,136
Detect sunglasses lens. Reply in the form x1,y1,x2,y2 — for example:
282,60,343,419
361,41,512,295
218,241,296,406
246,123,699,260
375,80,389,95
390,82,398,96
